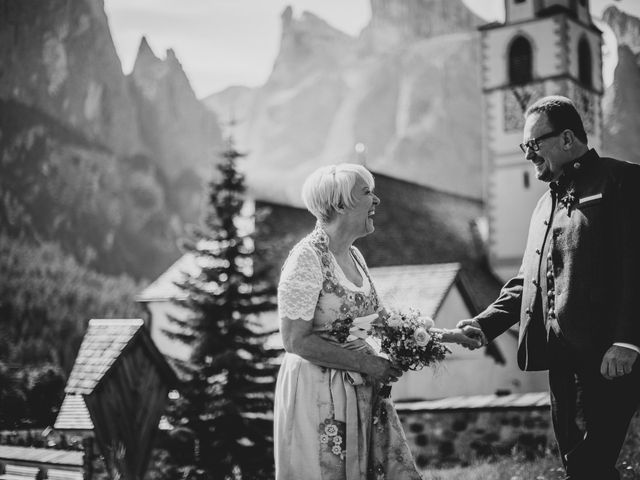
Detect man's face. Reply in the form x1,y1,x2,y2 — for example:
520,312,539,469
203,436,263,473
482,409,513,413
522,113,567,183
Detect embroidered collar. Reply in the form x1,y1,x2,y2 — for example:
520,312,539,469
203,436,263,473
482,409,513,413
550,148,598,193
310,223,331,253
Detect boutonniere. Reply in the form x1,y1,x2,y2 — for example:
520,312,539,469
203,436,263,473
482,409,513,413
559,186,577,215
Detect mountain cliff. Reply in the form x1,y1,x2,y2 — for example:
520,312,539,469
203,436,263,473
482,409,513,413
130,38,223,181
362,0,483,51
602,6,640,56
0,98,180,279
602,6,640,163
213,0,484,205
0,0,142,156
0,0,223,279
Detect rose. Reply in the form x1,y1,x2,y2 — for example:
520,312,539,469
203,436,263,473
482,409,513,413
387,312,403,327
420,316,435,330
413,327,431,347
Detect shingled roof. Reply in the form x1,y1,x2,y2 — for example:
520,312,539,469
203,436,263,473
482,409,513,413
140,171,501,307
54,393,172,431
0,445,83,468
372,263,461,317
253,171,487,277
54,394,93,430
56,319,176,430
65,319,145,395
63,318,176,395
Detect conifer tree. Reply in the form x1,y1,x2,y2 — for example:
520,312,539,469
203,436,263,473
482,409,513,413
167,138,279,480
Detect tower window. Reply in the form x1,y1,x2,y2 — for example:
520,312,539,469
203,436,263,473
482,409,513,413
515,0,526,3
509,36,533,85
578,37,592,88
523,171,530,189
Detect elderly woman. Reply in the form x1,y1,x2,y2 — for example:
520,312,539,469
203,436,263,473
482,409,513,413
274,164,477,480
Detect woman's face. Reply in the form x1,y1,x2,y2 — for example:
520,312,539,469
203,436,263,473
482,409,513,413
342,176,380,237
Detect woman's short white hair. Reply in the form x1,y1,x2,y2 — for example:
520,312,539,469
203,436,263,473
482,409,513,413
301,163,375,223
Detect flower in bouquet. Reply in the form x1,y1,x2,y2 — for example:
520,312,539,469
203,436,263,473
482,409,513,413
413,327,430,347
368,308,450,373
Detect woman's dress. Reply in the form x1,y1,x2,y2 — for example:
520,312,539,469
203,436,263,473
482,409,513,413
274,226,422,480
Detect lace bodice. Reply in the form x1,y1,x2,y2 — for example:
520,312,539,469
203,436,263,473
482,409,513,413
278,226,379,333
278,242,324,321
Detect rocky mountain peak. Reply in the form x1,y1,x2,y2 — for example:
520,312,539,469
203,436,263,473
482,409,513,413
271,6,355,84
128,36,221,179
363,0,482,50
278,7,354,50
136,36,156,60
281,5,294,26
165,48,179,64
603,6,640,55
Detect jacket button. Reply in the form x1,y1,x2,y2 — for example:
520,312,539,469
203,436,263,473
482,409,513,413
544,220,549,226
536,249,541,255
525,308,532,316
532,279,538,286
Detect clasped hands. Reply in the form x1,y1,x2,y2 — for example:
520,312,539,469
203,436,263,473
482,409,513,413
453,321,638,379
452,319,487,350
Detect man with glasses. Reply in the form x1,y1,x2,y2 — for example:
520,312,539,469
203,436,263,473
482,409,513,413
458,95,640,479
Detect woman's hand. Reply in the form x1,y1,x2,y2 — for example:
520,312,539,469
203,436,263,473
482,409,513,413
361,356,403,384
445,327,484,349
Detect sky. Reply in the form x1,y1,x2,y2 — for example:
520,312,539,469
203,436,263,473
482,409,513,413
104,0,640,99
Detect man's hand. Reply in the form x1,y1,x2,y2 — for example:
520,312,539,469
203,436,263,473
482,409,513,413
600,345,638,380
456,319,487,350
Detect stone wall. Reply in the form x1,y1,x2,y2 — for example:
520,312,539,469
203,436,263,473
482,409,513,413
397,407,555,469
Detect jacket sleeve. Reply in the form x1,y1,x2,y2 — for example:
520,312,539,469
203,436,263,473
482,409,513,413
612,163,640,347
474,265,524,342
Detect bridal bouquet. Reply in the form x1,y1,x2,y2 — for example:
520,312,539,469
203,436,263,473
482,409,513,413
368,308,450,395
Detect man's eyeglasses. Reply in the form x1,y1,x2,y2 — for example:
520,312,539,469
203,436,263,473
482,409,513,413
519,130,563,153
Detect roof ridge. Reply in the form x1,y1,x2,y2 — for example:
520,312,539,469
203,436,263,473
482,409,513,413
371,262,461,272
89,318,144,326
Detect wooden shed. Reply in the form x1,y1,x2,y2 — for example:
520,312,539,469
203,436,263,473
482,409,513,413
58,319,177,480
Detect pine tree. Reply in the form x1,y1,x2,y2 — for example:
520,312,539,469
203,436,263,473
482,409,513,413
166,138,279,479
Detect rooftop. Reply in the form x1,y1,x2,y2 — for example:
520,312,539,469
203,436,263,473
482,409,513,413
396,392,550,412
64,319,145,395
0,445,83,467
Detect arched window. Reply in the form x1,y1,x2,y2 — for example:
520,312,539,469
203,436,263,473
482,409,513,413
509,36,533,85
578,37,592,88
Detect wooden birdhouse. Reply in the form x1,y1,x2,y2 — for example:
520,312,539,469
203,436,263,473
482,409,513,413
60,319,177,480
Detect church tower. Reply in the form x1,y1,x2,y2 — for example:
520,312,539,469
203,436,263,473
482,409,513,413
480,0,603,280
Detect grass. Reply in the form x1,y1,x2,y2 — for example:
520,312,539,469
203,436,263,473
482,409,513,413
421,454,565,480
421,444,639,480
421,411,640,479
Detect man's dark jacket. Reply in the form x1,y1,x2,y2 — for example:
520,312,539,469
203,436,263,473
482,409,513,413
475,149,640,371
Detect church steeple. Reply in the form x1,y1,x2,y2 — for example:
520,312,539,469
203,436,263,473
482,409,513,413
505,0,594,25
479,0,603,279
